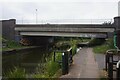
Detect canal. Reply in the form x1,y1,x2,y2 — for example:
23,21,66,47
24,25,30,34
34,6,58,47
2,47,52,76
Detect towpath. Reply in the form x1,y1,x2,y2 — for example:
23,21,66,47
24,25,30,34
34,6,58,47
60,48,99,78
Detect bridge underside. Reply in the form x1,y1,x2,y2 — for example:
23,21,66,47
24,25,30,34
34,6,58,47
19,32,107,38
18,36,54,46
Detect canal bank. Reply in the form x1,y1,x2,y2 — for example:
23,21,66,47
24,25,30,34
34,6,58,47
2,46,42,54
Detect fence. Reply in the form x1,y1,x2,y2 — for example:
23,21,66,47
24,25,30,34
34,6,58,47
105,49,120,79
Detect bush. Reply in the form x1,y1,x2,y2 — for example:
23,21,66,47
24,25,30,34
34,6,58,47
33,52,62,78
93,38,115,53
6,40,22,48
55,41,70,50
88,38,105,47
70,39,77,55
46,61,60,77
72,45,77,55
46,52,62,77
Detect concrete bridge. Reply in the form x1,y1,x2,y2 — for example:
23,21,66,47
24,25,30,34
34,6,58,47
1,18,117,45
15,24,115,38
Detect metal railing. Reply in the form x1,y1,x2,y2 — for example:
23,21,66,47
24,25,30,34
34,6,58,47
16,19,113,24
105,49,120,79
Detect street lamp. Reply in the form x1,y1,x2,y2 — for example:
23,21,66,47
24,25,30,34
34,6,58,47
36,9,38,24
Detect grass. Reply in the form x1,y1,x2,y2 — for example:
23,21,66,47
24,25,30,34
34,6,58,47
70,39,77,55
2,38,29,51
33,52,62,78
4,67,26,78
45,52,62,77
93,44,110,54
2,40,22,50
93,38,115,54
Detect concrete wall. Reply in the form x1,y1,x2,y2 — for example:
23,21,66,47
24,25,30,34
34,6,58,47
1,19,16,40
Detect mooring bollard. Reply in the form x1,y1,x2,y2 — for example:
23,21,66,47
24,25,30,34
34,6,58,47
62,52,69,75
116,60,120,79
108,54,113,79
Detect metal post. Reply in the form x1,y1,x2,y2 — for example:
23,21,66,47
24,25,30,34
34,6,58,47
62,52,69,75
108,54,113,79
70,49,73,64
116,60,120,79
105,53,108,71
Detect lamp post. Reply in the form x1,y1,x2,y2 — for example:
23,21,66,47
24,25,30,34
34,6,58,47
36,9,37,24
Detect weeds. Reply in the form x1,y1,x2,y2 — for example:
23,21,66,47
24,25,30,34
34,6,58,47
5,67,26,78
93,38,115,53
33,52,62,78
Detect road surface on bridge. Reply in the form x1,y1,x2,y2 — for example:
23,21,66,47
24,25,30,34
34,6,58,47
60,48,100,78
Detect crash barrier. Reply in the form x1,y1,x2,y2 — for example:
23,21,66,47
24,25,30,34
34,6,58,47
53,47,73,75
105,49,120,79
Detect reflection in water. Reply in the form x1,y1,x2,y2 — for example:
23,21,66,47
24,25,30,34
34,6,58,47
2,47,52,76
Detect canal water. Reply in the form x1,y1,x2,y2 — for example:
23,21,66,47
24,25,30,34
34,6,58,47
2,47,52,76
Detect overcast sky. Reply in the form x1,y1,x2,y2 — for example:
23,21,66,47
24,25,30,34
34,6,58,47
0,0,119,24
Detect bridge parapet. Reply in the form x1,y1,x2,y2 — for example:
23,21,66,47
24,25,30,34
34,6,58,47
15,24,114,33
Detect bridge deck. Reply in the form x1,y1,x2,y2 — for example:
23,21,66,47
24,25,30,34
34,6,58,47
15,24,115,38
15,24,114,33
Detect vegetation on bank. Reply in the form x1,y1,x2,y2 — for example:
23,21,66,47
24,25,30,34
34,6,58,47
33,52,62,78
1,37,29,51
92,38,115,54
70,39,77,55
4,67,26,78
